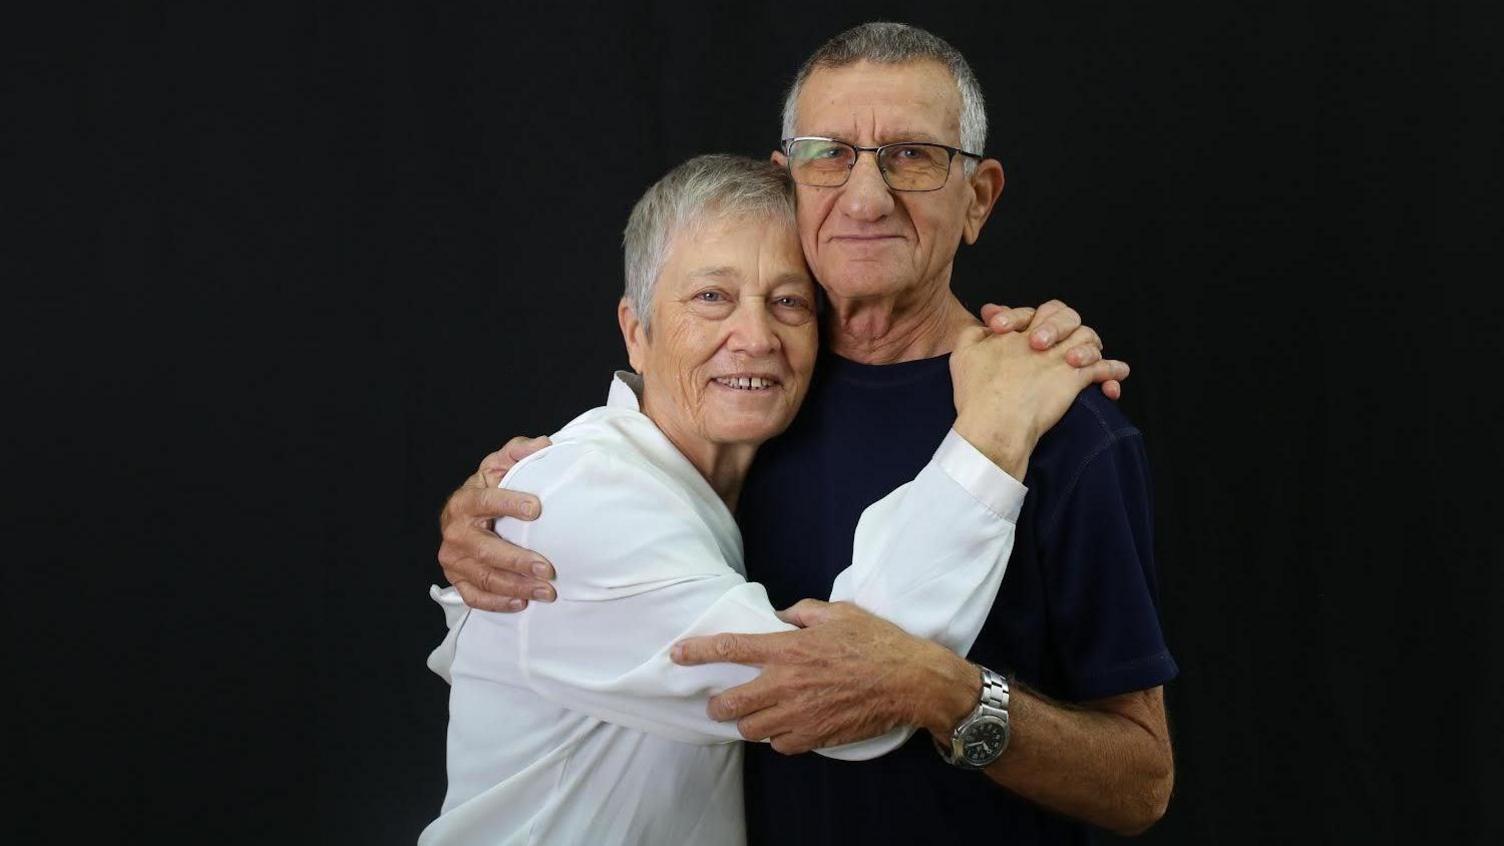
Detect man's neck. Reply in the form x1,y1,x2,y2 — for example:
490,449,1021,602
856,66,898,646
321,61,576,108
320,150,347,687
823,276,978,365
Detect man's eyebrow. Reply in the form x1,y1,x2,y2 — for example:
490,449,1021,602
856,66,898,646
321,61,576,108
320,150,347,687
803,130,948,145
878,130,944,144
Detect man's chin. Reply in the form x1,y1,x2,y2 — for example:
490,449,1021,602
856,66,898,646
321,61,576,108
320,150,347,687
816,266,915,301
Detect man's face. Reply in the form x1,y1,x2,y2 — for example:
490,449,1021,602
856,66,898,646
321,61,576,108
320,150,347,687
621,213,819,449
779,60,996,303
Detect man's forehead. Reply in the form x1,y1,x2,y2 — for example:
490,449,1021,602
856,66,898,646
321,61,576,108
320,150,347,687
795,59,961,140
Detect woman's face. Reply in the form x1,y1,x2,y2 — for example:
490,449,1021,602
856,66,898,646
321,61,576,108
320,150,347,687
621,212,819,450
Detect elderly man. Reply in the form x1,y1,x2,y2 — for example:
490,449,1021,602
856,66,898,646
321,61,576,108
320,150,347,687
439,22,1175,843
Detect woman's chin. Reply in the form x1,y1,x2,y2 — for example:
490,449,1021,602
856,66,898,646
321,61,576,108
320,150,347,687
702,410,794,448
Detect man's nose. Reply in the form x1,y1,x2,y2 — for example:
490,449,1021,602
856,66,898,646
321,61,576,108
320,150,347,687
838,151,895,222
725,301,779,356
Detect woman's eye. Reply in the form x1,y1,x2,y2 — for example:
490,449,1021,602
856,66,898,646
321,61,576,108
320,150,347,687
695,291,726,303
774,296,807,309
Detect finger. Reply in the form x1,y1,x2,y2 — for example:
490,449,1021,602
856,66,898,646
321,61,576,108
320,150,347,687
707,678,782,722
454,580,527,613
471,486,543,522
671,630,793,667
1027,300,1081,350
1064,344,1103,368
1081,359,1130,385
774,598,832,628
1051,325,1102,360
978,303,1009,323
1100,379,1123,401
984,305,1035,334
769,727,818,756
439,522,556,586
502,435,552,465
477,564,556,603
738,705,799,744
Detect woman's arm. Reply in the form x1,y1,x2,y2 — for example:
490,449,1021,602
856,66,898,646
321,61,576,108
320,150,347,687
442,431,1020,757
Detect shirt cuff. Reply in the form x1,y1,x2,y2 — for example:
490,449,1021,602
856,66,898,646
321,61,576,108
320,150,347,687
933,428,1028,522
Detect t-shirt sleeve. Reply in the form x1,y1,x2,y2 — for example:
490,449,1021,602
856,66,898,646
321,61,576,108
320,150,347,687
1041,429,1178,701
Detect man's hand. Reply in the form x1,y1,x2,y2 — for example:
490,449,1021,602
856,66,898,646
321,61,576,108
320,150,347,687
437,436,557,612
670,599,977,754
978,300,1124,400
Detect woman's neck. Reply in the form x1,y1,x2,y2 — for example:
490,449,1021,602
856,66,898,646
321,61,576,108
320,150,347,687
640,396,758,511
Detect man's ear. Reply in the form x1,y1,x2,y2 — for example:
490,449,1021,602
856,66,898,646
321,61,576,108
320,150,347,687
771,149,788,167
961,159,1005,245
618,298,647,373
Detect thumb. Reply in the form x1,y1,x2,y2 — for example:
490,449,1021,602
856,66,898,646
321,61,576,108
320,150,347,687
775,598,833,628
954,324,990,351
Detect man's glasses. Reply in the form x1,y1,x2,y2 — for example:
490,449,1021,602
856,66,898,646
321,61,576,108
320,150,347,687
781,137,983,192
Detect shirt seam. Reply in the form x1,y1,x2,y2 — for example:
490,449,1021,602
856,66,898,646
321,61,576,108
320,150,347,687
1041,426,1142,540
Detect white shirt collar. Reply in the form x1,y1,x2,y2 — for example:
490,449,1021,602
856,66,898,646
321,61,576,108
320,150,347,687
608,370,644,410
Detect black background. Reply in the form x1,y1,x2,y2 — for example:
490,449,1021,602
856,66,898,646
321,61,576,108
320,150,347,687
9,1,1503,843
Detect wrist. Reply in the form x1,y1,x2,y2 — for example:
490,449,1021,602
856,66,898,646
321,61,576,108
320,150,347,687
953,416,1037,481
917,649,983,737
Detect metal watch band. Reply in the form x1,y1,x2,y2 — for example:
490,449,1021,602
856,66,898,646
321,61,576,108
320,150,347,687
937,665,1012,769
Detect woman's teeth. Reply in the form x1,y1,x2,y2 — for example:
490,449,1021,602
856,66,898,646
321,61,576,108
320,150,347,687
715,376,776,390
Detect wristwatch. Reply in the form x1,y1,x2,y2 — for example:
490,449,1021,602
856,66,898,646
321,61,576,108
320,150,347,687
937,665,1012,769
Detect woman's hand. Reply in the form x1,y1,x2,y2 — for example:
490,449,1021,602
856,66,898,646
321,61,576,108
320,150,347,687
949,324,1129,479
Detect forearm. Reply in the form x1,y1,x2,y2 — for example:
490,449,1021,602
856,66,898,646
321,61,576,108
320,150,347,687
986,685,1172,834
916,661,1173,836
834,429,1025,650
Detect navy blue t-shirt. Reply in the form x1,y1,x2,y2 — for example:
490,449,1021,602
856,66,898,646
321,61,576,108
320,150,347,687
735,351,1178,844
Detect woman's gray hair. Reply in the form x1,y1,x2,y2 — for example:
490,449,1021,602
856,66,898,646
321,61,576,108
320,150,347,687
780,22,987,171
622,154,795,331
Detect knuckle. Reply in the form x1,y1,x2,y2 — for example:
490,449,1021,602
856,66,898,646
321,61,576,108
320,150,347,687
714,634,740,658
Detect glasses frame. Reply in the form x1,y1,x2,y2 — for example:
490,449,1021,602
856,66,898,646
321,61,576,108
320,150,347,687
780,136,984,193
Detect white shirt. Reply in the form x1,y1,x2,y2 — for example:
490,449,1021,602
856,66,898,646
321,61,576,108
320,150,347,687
421,372,1026,846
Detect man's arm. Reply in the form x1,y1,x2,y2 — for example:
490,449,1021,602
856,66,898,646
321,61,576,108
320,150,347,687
674,611,1173,836
437,436,557,611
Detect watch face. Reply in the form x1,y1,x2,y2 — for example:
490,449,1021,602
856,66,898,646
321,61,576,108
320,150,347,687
961,717,1009,766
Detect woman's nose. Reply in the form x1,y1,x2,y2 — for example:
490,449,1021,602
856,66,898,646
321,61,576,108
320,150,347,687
725,302,779,356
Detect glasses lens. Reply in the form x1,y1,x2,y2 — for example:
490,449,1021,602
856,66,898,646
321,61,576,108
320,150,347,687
879,144,952,191
788,139,855,187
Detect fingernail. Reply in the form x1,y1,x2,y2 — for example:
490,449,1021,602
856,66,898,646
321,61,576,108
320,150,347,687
531,561,553,579
1034,329,1052,344
532,587,554,602
670,643,684,662
521,500,538,518
507,598,526,611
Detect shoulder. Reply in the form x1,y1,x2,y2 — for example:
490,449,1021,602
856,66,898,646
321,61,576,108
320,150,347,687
1027,390,1150,530
502,405,663,492
1032,389,1144,475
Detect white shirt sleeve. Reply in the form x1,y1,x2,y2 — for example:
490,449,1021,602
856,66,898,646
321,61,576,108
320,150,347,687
451,429,1025,756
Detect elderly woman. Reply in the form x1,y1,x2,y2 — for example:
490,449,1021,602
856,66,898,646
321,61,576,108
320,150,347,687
421,155,1120,845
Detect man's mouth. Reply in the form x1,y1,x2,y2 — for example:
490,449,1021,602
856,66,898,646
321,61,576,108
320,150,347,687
713,375,781,391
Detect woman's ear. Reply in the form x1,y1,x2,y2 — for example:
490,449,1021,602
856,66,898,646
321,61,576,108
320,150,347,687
618,298,646,374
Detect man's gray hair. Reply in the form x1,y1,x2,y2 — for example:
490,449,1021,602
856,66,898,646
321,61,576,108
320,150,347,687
780,22,987,169
623,154,795,331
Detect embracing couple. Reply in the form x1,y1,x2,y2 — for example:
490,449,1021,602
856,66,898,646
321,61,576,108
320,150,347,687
423,22,1176,846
